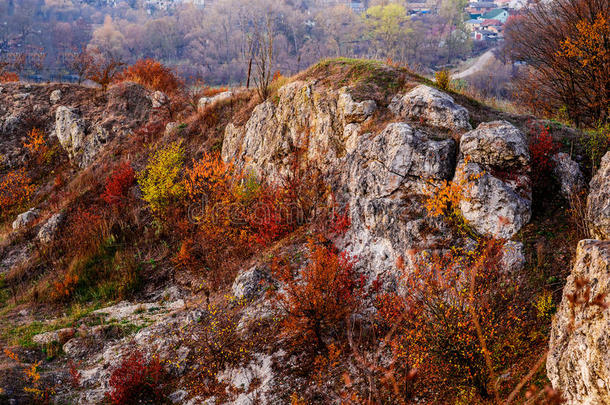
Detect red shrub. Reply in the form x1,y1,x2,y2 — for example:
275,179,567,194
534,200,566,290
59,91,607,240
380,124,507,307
117,59,183,94
106,351,166,405
0,168,34,218
101,162,135,207
529,125,558,186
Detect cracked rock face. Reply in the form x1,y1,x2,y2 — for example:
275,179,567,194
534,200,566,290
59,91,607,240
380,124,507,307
587,152,610,240
455,121,531,239
547,240,610,405
389,84,472,133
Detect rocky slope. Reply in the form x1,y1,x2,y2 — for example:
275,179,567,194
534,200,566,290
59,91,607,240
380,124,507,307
0,59,607,404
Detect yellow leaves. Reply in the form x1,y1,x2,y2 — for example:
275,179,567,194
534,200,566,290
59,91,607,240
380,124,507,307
23,128,47,155
0,168,34,217
138,141,185,215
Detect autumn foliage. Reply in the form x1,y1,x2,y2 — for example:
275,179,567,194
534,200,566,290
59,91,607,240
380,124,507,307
0,168,34,218
106,350,167,405
117,58,184,94
272,236,365,351
529,125,558,188
101,161,135,207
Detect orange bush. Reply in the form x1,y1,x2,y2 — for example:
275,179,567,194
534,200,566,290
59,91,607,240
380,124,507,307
117,59,184,94
271,236,365,351
0,71,19,83
0,168,34,218
23,128,48,164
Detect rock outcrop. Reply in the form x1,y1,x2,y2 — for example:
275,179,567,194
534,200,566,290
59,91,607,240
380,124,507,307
389,84,472,133
547,240,610,404
587,152,610,240
553,152,586,199
455,121,531,239
37,212,65,244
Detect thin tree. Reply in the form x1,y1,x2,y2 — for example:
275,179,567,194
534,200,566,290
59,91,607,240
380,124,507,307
252,16,275,101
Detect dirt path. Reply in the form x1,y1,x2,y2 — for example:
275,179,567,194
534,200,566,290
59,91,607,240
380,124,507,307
454,49,497,79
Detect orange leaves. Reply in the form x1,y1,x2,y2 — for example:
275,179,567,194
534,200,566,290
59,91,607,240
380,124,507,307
116,59,184,94
271,237,364,350
0,168,34,218
0,71,19,83
560,13,609,70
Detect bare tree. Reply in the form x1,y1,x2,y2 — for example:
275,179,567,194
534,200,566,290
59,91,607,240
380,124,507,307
65,47,93,85
252,16,275,101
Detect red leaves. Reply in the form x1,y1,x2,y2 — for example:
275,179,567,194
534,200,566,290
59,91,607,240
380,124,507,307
101,161,135,207
106,350,166,405
529,124,558,186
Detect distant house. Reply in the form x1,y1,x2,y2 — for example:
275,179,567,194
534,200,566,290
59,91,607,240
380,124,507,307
481,8,510,23
465,19,483,30
466,2,496,17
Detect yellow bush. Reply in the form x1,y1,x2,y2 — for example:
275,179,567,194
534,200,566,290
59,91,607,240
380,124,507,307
138,142,185,215
435,69,451,91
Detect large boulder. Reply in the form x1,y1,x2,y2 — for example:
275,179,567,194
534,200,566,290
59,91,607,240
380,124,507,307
389,84,471,133
587,152,610,240
455,121,531,239
338,90,376,124
553,152,586,198
547,239,610,404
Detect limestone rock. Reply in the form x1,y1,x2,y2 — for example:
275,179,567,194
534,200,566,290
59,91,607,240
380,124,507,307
338,90,376,124
547,240,610,404
151,90,168,108
198,91,233,110
460,120,530,168
37,212,65,244
232,266,272,301
552,152,585,198
500,241,526,274
389,84,471,133
50,89,62,104
455,121,531,239
587,152,610,240
32,328,74,346
12,208,39,230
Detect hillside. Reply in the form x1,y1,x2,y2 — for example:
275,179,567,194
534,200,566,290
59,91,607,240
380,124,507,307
0,59,608,405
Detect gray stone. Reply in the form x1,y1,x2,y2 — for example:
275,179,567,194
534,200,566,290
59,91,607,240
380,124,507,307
198,91,233,110
232,267,271,301
389,84,471,133
37,212,65,244
587,152,610,240
151,91,168,108
12,208,39,230
460,121,530,169
50,89,62,104
455,121,532,239
547,240,610,404
338,90,376,124
552,152,585,198
169,390,188,403
500,241,526,274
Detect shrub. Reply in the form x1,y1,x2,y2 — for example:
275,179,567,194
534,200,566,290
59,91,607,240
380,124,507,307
0,71,19,83
0,168,34,219
529,125,558,187
581,124,610,171
85,48,124,91
435,69,451,91
138,142,185,215
106,350,168,405
271,236,365,351
101,161,135,207
116,59,184,94
23,128,48,165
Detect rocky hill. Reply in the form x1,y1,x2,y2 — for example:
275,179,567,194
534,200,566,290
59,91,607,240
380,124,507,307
0,59,608,404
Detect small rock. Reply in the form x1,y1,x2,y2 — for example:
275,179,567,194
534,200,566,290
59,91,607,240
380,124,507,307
50,89,62,104
552,152,585,198
37,212,65,244
151,91,168,108
32,327,74,346
14,93,29,100
165,122,180,136
12,208,39,230
500,241,526,274
198,91,233,110
169,390,188,403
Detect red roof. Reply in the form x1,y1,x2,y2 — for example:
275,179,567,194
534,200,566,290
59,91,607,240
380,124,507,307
481,19,501,26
